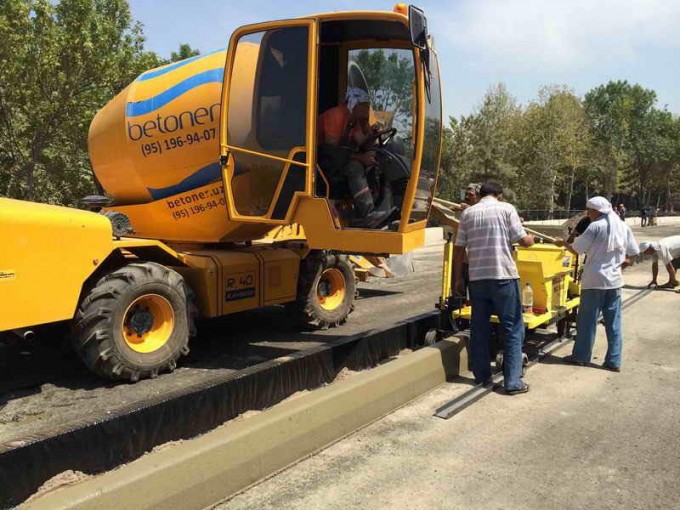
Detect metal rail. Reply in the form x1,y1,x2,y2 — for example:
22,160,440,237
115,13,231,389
434,287,653,420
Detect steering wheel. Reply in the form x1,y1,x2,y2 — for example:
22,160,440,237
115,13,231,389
374,127,397,147
358,128,397,152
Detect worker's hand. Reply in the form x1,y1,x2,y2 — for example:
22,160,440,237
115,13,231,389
554,237,566,247
620,257,631,270
518,234,535,248
459,203,470,210
454,278,465,296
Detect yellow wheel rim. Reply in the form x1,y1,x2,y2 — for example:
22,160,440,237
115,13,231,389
122,294,175,354
317,268,346,311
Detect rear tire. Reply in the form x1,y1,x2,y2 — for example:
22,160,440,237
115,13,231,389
72,262,194,382
289,252,356,330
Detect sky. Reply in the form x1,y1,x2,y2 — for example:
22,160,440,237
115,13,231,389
128,0,680,120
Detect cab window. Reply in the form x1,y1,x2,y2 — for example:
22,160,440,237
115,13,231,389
226,26,309,217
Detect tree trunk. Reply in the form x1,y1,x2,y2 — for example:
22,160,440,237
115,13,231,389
549,171,557,219
566,166,575,213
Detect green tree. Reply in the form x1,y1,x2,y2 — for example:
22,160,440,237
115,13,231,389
0,0,161,205
437,118,472,201
351,48,414,122
513,86,590,213
170,43,200,63
640,110,680,209
583,80,657,201
437,84,521,203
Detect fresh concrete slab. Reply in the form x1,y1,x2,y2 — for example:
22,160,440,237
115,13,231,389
219,255,680,510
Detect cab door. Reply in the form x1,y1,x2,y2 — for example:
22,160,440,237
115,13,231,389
219,20,317,224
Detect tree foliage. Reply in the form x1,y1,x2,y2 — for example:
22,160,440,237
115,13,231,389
0,0,162,205
439,84,521,203
351,48,414,123
0,2,677,215
439,80,680,213
170,43,200,63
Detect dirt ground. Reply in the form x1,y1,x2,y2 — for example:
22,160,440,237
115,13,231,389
219,224,680,510
0,241,444,445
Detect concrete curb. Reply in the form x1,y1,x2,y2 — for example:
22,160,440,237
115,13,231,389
24,337,469,510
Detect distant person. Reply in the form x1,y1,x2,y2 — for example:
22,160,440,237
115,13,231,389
617,204,626,222
555,197,639,372
454,181,535,394
639,235,680,289
649,206,658,226
459,183,481,210
639,206,648,227
453,183,481,296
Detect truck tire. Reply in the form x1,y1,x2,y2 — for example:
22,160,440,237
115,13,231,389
72,262,194,381
290,252,356,330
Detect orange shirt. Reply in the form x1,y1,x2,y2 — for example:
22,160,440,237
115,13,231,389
317,105,350,144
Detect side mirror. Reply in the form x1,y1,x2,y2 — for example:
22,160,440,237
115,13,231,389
409,5,428,50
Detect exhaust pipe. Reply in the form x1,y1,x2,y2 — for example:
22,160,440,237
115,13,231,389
11,329,36,342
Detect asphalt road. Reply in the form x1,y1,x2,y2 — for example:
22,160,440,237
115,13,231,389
220,225,680,510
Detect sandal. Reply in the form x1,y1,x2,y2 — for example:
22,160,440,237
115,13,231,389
505,383,530,395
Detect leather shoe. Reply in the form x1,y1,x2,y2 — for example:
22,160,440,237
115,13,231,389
564,355,586,366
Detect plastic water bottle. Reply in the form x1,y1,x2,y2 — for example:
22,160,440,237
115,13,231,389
522,283,534,314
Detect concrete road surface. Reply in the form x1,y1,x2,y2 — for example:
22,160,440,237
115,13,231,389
220,228,680,510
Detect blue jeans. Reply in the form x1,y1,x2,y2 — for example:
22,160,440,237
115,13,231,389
469,279,524,390
574,288,622,367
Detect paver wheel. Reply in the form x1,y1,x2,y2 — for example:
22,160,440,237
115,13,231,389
72,262,195,381
424,328,439,346
289,252,356,330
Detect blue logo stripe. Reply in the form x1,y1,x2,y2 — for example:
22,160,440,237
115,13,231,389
138,48,226,82
126,68,224,117
147,162,222,200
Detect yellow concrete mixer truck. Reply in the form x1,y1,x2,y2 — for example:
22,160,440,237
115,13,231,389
0,5,443,381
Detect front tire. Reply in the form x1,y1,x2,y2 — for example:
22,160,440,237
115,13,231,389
289,252,356,330
72,262,194,382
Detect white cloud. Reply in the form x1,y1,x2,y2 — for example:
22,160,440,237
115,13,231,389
438,0,680,71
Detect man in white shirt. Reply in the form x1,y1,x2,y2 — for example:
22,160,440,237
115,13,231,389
454,182,535,394
639,235,680,289
556,196,639,371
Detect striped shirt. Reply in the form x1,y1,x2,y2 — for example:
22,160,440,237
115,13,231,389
455,196,527,281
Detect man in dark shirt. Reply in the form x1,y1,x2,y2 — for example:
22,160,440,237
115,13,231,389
567,215,591,244
640,206,647,227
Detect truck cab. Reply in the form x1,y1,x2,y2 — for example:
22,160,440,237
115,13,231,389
219,5,443,254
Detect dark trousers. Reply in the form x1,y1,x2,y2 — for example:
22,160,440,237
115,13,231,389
468,279,524,390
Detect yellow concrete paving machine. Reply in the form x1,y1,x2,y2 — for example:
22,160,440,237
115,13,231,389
431,200,581,353
0,5,443,381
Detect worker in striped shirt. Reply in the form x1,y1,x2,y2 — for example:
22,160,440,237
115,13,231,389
453,182,535,394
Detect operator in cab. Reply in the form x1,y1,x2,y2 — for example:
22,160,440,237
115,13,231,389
317,87,392,228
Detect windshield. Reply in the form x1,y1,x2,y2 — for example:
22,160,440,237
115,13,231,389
409,49,442,223
348,48,416,160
